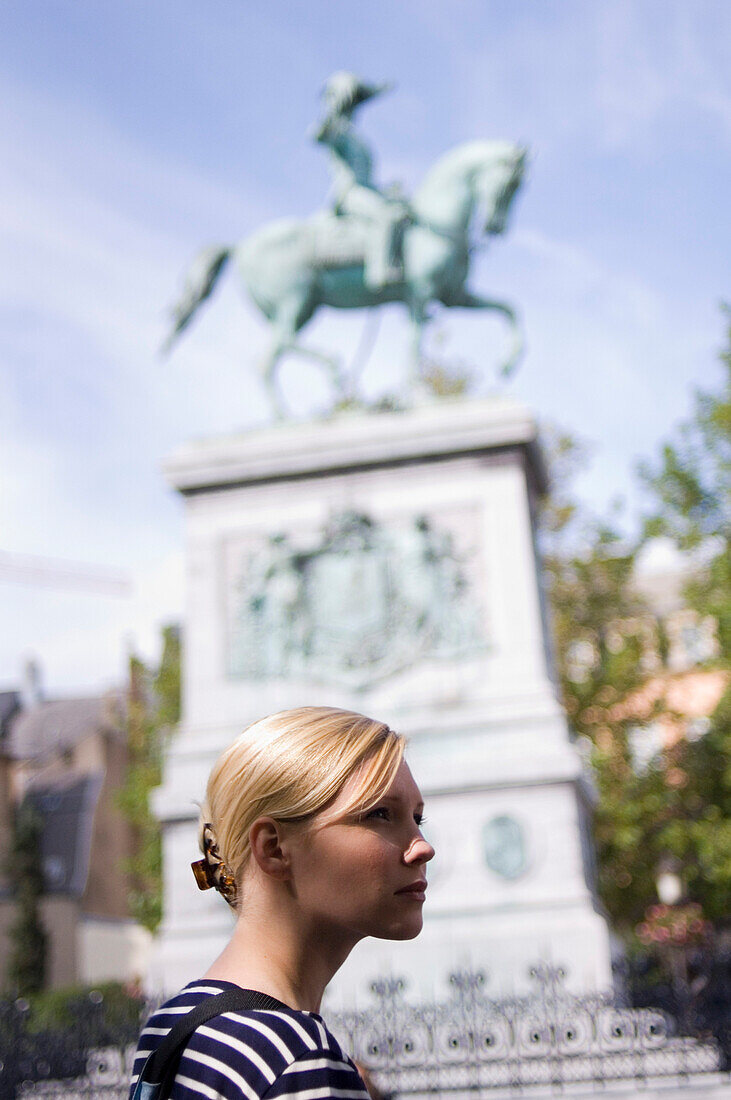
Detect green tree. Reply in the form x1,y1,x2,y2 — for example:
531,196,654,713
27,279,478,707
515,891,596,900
656,683,731,925
154,625,182,730
5,799,47,994
538,428,648,735
628,308,731,937
591,690,731,934
638,306,730,657
538,429,652,930
540,398,730,940
117,625,181,932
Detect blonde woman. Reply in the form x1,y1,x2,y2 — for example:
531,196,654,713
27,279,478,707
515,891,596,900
129,706,434,1100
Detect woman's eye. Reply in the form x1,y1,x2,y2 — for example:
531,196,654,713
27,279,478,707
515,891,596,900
363,807,427,826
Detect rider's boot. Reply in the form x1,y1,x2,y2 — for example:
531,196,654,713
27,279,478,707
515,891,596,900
364,205,410,290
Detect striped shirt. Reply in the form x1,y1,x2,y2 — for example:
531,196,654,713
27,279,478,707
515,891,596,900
129,980,370,1100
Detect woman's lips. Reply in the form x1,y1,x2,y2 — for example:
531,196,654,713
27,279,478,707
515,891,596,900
395,880,427,900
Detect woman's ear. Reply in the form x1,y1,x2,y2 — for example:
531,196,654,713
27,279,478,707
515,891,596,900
249,817,292,882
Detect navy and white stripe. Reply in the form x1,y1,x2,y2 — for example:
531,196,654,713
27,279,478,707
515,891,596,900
129,980,370,1100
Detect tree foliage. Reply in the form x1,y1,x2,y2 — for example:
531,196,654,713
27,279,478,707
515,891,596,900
539,429,647,729
591,686,731,932
625,314,731,936
117,625,181,933
639,305,730,655
5,800,47,995
540,319,731,942
539,430,650,931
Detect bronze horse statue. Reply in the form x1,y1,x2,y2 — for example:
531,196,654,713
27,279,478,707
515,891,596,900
165,75,526,415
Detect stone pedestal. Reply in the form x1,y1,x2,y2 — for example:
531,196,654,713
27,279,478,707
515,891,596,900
151,397,614,1004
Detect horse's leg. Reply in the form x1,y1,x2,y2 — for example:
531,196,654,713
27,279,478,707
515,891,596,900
294,343,344,397
443,290,523,377
407,291,433,397
262,291,344,415
261,289,317,417
410,309,425,364
260,329,290,419
275,334,344,398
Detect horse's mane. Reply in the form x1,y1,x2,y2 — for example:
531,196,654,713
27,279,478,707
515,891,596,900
414,139,519,203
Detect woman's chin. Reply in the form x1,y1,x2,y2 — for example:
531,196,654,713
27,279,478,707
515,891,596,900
374,916,424,941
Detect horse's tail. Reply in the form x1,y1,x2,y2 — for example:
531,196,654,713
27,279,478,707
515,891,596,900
161,245,232,354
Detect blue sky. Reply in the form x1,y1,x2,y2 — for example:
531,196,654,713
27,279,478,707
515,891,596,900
1,1,729,695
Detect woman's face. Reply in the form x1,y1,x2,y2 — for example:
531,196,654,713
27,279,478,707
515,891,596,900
287,760,434,947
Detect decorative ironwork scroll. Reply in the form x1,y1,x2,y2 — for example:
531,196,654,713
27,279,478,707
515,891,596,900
332,964,726,1096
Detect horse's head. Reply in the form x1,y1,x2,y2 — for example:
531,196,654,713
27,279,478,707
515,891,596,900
474,142,527,237
412,140,528,239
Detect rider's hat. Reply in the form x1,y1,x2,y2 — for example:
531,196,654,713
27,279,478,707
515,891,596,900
321,71,391,116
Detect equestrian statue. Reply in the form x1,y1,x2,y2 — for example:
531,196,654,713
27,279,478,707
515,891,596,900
164,72,527,417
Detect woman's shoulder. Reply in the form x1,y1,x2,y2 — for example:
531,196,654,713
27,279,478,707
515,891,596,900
132,981,365,1100
144,980,356,1068
181,983,351,1061
181,982,367,1099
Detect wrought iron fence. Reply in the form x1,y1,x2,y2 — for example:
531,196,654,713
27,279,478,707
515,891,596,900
0,989,141,1100
336,965,728,1096
5,966,730,1099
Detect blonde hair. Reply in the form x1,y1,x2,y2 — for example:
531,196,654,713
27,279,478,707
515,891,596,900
199,706,404,909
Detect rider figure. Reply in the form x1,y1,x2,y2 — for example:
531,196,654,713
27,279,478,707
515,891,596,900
313,71,411,290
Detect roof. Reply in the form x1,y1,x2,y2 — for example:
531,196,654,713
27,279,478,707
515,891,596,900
27,772,104,896
7,692,123,762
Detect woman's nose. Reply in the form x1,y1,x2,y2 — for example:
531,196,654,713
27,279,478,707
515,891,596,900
404,834,435,864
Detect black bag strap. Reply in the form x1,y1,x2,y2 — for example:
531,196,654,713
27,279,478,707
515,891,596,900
135,987,290,1099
